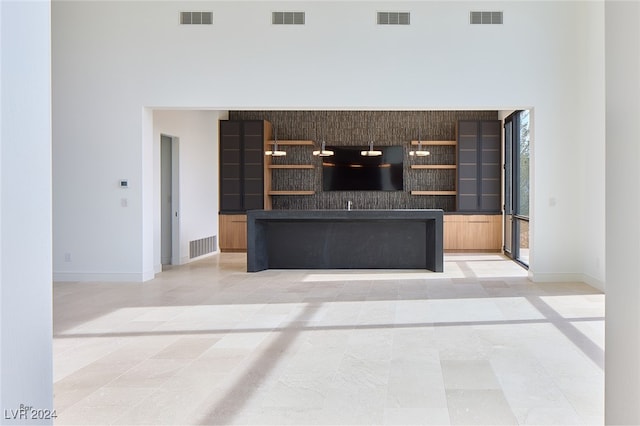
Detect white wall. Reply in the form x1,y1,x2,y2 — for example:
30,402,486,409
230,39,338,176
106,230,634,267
605,1,640,423
578,1,606,291
1,0,53,421
52,1,606,283
152,110,224,270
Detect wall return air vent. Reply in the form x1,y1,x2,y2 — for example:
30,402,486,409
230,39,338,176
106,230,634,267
272,12,305,25
189,236,217,259
180,11,213,25
470,11,503,25
377,12,410,25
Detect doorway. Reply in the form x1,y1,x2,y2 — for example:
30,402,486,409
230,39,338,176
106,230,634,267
504,110,530,267
161,134,179,266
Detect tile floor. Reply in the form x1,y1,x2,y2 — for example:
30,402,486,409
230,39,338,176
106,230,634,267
53,253,604,425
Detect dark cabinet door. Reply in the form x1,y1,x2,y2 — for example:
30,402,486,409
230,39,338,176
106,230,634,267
457,121,480,211
479,121,501,212
219,120,265,213
220,121,243,212
457,120,501,213
242,121,265,211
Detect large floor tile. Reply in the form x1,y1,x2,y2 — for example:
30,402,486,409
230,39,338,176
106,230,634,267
53,252,604,425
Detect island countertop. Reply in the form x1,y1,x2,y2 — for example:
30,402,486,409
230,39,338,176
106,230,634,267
246,209,444,272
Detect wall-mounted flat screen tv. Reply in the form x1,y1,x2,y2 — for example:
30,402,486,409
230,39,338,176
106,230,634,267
322,146,404,191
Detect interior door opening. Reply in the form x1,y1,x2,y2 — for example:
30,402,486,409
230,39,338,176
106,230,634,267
161,134,179,266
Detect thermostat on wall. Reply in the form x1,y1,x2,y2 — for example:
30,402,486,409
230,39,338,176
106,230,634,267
119,179,129,188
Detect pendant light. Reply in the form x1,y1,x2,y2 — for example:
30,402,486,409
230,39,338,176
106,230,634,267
265,128,286,157
361,141,382,157
313,140,334,157
409,126,430,157
313,112,334,157
361,117,382,157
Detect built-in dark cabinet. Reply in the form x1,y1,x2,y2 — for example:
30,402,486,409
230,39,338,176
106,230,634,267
457,120,502,212
219,120,268,213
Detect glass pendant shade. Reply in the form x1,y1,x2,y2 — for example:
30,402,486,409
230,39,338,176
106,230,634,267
265,132,286,156
410,141,430,156
313,140,334,157
360,141,382,157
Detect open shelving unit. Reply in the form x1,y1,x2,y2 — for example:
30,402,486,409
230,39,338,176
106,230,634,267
409,140,458,197
264,140,316,204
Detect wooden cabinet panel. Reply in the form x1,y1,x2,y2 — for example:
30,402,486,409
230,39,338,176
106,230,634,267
219,214,247,252
444,214,502,251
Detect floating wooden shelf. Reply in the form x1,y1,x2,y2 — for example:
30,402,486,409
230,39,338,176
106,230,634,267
410,165,457,170
268,164,315,169
268,190,316,196
267,140,314,146
411,190,457,196
410,140,457,146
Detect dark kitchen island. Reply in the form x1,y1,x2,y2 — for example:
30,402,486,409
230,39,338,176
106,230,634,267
246,209,443,272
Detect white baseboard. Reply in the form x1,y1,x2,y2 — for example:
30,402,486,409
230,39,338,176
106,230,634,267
529,272,605,292
529,272,583,283
54,270,156,283
150,251,218,273
179,251,218,265
582,273,605,292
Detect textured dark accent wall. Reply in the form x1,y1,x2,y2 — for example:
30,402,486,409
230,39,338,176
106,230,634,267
230,110,498,211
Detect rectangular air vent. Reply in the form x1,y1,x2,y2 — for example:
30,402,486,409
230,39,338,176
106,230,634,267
272,11,305,25
470,11,503,25
189,236,217,259
377,12,410,25
180,11,213,25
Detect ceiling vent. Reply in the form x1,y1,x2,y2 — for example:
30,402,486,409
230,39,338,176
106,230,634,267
180,11,213,25
377,12,410,25
272,11,305,25
470,11,503,25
